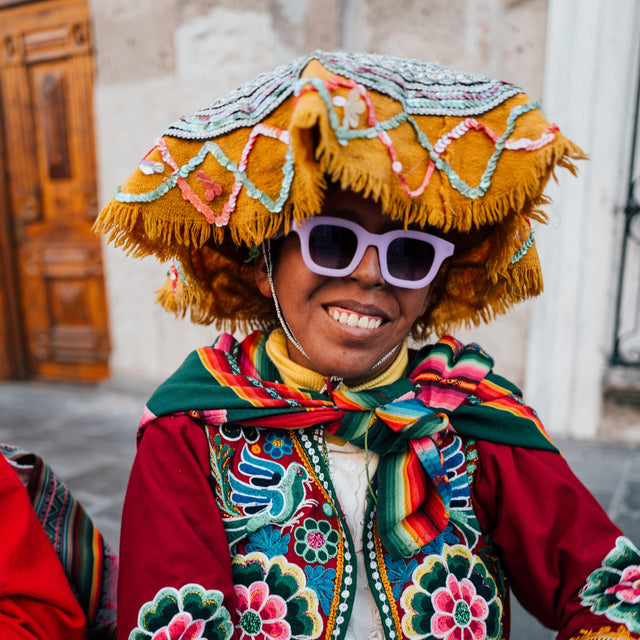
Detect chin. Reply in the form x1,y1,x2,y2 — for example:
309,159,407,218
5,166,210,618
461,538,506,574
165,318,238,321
326,359,386,386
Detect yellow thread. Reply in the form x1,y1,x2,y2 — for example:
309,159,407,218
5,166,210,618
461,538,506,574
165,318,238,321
568,625,637,640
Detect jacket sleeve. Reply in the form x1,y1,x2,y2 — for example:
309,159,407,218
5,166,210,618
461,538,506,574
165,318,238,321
0,455,87,639
471,439,640,640
117,414,238,640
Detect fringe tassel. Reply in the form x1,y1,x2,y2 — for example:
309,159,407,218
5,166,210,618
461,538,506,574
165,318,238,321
297,110,585,235
93,200,216,260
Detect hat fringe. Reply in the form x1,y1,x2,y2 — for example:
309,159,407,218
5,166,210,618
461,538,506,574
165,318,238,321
309,124,584,235
93,201,216,260
423,262,544,339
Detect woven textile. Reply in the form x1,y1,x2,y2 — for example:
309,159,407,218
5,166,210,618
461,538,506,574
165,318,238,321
139,331,557,558
95,51,584,336
0,444,117,639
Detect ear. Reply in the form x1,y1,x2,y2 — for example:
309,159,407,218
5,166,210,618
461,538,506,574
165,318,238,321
254,249,273,299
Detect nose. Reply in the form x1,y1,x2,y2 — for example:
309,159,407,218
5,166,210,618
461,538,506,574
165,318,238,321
348,245,385,288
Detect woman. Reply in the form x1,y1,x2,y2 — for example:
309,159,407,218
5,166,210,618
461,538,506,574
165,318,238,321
97,51,640,640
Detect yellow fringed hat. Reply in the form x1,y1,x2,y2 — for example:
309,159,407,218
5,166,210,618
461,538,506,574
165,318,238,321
95,51,584,337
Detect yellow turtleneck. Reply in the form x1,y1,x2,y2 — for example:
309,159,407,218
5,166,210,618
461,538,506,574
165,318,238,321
265,327,408,392
265,328,409,445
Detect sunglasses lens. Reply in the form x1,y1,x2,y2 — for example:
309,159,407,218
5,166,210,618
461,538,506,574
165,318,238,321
387,237,434,282
308,225,358,270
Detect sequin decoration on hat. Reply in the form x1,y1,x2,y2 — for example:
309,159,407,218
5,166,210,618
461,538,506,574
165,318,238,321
95,50,584,335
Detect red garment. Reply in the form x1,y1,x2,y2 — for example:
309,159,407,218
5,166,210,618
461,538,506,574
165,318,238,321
0,453,86,639
118,415,639,640
118,415,236,639
473,440,634,640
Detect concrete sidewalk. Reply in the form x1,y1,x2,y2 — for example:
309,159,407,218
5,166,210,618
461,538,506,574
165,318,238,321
0,380,639,639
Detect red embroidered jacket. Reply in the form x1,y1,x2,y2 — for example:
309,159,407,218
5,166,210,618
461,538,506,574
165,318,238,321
117,415,639,640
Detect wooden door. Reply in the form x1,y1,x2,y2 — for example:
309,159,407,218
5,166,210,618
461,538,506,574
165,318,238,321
0,0,110,381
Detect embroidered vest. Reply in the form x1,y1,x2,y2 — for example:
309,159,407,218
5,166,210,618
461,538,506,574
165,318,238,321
203,421,507,640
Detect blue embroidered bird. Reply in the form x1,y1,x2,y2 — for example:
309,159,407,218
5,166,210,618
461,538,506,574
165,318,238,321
225,445,317,544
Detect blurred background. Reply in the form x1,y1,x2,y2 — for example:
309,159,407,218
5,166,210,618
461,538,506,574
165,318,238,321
0,2,640,636
2,0,640,441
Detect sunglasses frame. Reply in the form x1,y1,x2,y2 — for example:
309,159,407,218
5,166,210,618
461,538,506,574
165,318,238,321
290,216,455,289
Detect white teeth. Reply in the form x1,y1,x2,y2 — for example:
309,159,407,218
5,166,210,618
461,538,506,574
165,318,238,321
329,308,382,329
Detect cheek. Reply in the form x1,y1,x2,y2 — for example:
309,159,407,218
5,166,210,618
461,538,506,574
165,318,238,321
272,239,322,299
274,236,305,277
399,286,433,322
256,236,307,299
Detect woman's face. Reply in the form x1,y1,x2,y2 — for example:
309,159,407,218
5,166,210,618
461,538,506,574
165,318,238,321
255,188,440,385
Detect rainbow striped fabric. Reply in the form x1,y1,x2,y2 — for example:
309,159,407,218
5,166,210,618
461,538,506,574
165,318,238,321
142,332,557,558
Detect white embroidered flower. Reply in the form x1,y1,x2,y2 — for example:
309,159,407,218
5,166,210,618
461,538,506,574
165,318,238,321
332,88,366,129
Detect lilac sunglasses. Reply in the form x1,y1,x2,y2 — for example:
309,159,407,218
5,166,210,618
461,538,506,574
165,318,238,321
290,216,455,289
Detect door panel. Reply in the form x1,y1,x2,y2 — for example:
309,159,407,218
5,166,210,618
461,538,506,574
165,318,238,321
0,0,109,381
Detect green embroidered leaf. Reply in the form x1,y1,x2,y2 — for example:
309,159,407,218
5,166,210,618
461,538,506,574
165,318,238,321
139,590,180,632
446,547,472,581
418,559,447,592
181,585,224,621
580,537,640,634
207,432,240,516
204,616,234,640
606,537,640,571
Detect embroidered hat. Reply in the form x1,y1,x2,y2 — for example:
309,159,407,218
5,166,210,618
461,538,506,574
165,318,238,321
95,51,584,337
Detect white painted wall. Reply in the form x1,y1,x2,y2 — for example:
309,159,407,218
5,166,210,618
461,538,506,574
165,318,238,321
525,0,640,437
93,3,295,381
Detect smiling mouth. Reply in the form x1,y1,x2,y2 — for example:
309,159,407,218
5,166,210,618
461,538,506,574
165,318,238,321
326,305,384,329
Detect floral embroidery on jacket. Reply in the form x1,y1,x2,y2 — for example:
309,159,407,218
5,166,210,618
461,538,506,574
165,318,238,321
245,525,291,557
304,565,337,616
400,544,503,640
443,436,482,549
263,429,294,459
232,552,323,640
294,518,339,563
220,423,259,443
580,536,640,633
128,583,233,640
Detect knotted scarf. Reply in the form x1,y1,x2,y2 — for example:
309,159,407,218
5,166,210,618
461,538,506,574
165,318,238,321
140,331,557,558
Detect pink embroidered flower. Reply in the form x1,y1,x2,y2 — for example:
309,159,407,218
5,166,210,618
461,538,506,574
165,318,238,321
130,583,232,640
605,565,640,604
430,573,489,640
151,611,205,640
235,581,290,640
196,171,223,201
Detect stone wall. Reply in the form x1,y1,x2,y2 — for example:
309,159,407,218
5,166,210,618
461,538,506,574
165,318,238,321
90,0,549,384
